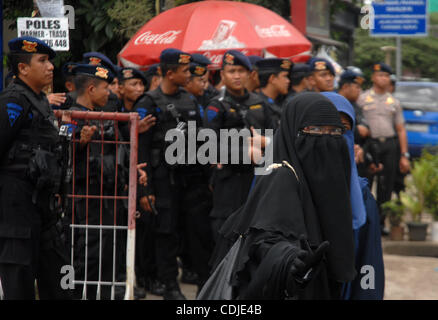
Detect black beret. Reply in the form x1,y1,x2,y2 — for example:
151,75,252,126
8,36,56,59
222,50,252,71
160,48,192,64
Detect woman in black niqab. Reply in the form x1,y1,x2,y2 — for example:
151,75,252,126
209,92,357,300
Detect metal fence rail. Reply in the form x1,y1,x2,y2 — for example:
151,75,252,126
54,110,139,300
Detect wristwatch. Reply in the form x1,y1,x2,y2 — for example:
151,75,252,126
402,152,410,159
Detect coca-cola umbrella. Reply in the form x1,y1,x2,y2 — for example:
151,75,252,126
118,0,312,70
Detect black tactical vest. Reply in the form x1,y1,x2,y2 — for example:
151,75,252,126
0,82,60,172
213,91,268,130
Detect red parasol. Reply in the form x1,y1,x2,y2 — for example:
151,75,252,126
118,0,312,70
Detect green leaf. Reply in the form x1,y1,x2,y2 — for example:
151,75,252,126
105,23,114,39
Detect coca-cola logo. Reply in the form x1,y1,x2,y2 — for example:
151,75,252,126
255,25,291,38
134,30,182,45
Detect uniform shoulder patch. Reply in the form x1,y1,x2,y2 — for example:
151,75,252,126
206,105,219,122
136,107,147,120
6,102,23,126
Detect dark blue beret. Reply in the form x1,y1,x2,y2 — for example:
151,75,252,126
160,48,192,65
307,57,335,75
8,36,56,59
292,63,311,75
222,50,252,71
373,62,392,74
189,62,207,77
248,55,263,67
145,63,160,77
62,62,78,78
82,52,116,74
72,63,114,83
118,67,147,83
255,58,293,73
191,53,212,66
340,70,365,85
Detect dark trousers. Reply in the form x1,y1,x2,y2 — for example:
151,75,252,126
0,174,71,300
152,165,213,286
135,209,157,284
366,138,398,227
210,168,254,243
69,183,115,300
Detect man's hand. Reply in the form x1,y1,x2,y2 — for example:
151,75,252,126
354,144,364,164
80,125,97,145
47,93,67,106
250,126,267,149
137,163,148,186
139,195,156,213
138,114,156,133
400,157,411,174
356,124,369,138
368,162,383,175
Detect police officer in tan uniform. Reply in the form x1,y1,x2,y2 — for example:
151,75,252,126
357,63,410,235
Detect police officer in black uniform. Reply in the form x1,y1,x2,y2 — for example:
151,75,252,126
134,48,208,299
67,64,120,299
284,63,312,103
255,58,292,130
82,52,121,112
0,36,71,299
190,54,217,109
116,67,157,298
204,50,274,242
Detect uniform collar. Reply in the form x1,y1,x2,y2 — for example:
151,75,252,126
13,77,45,100
226,88,249,103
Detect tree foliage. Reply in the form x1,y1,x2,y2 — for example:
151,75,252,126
353,12,438,82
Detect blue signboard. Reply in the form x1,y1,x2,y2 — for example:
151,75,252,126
371,0,428,37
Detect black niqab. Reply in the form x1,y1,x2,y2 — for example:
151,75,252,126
219,92,356,287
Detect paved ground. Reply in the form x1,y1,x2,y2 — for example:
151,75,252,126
383,254,438,300
144,254,438,300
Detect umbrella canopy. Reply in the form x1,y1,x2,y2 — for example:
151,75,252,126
118,0,312,70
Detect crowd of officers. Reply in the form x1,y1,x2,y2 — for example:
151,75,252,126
0,36,410,300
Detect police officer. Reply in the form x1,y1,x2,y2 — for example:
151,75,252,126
191,54,217,108
357,63,411,234
145,64,162,92
255,58,292,129
67,64,120,299
307,57,335,92
245,55,263,93
204,50,274,242
134,48,208,299
82,52,121,112
116,67,157,297
0,36,71,299
285,63,312,102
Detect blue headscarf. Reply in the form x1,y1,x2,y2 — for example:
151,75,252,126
321,92,366,230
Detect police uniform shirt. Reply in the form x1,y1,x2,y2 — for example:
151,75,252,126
0,77,49,158
257,91,282,129
357,89,404,139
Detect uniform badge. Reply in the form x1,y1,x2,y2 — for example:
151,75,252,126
314,61,326,71
22,40,38,53
194,66,205,76
95,67,109,79
281,60,292,70
249,104,262,110
374,64,381,71
89,57,102,65
179,54,191,64
386,96,394,104
122,69,134,79
365,95,374,103
224,53,234,65
355,76,365,85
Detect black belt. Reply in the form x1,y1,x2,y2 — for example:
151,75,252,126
371,136,397,143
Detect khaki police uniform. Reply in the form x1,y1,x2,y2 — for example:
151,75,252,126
357,88,405,226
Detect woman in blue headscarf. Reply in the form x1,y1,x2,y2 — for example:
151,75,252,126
321,92,384,300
